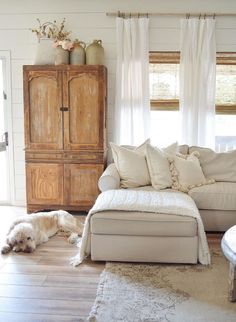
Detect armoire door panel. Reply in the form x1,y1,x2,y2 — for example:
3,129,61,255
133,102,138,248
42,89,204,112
24,69,63,150
26,163,64,205
64,164,104,206
63,67,106,150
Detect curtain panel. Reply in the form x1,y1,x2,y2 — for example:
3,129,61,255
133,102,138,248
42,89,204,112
114,17,150,145
180,18,216,148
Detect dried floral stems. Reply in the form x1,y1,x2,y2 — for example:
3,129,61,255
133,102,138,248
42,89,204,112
31,18,71,41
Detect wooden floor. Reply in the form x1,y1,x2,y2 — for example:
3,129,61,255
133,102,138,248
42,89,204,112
0,207,223,322
0,206,105,322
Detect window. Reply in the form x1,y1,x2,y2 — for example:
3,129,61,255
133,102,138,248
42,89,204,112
149,52,236,151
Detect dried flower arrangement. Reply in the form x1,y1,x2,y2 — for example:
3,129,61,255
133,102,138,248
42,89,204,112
53,40,74,51
31,18,71,41
31,18,74,51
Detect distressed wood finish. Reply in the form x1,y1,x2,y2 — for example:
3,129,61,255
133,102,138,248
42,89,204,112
23,65,107,213
26,163,64,206
64,164,104,206
63,69,105,150
24,69,63,150
229,262,236,301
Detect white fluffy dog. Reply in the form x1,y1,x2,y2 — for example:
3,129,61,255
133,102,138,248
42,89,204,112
1,210,83,254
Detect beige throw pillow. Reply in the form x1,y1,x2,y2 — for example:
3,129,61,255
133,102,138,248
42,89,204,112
169,152,215,192
110,140,151,188
146,142,178,190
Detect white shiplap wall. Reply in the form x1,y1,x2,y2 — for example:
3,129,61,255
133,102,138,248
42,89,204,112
1,0,236,205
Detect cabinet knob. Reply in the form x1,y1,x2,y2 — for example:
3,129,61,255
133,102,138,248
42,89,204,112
60,107,69,112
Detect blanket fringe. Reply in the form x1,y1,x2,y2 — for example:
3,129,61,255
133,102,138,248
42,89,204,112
70,255,83,266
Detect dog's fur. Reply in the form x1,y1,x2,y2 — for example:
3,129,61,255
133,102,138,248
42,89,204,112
1,210,83,254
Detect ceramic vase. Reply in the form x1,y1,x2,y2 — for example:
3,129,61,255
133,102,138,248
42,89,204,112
34,38,55,65
86,39,104,65
70,40,86,65
55,46,69,65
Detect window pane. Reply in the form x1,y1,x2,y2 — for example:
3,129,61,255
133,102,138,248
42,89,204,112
216,65,236,105
149,63,179,100
215,115,236,151
149,54,236,151
150,111,180,147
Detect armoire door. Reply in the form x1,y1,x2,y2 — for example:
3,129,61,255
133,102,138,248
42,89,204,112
26,163,64,205
64,164,104,207
63,66,106,150
23,68,63,150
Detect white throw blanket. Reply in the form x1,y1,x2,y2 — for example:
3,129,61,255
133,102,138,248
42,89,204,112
71,189,211,266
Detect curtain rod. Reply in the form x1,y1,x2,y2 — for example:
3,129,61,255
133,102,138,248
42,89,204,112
106,11,236,18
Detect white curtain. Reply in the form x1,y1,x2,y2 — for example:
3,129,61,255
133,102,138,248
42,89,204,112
180,18,216,148
114,17,150,145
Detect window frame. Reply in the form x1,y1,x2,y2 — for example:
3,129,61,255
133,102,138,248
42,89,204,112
149,51,236,115
0,50,15,204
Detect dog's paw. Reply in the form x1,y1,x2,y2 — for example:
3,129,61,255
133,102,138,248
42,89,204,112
1,244,11,254
68,233,79,244
58,230,71,237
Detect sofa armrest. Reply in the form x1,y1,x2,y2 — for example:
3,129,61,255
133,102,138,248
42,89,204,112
98,163,120,192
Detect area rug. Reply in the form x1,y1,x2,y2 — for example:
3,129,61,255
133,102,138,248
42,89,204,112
88,245,236,322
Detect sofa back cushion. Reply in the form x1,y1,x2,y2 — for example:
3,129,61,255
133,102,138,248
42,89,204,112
178,144,189,155
189,146,236,182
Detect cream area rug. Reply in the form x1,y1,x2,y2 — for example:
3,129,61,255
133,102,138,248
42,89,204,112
88,245,236,322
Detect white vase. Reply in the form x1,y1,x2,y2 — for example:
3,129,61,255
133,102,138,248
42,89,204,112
34,38,55,65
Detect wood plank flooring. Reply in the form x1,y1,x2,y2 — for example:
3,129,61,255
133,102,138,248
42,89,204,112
0,206,104,322
0,206,223,321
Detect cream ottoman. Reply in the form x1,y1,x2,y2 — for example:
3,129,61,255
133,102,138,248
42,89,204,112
221,225,236,301
90,210,198,264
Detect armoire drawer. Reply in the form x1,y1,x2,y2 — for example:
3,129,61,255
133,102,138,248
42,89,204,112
63,152,104,163
25,151,63,161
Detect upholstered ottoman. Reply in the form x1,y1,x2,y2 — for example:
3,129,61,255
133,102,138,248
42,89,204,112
221,225,236,301
90,210,198,264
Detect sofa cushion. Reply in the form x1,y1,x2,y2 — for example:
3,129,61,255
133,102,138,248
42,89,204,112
110,140,151,188
189,146,236,182
91,211,197,237
146,142,178,190
169,152,214,193
189,182,236,211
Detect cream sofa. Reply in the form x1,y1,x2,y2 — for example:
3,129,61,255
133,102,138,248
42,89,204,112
90,145,236,264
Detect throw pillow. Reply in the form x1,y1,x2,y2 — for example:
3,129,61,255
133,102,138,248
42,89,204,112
110,139,151,188
169,152,215,193
146,142,178,190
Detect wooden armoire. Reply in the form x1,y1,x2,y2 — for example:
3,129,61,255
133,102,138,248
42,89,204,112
23,65,107,213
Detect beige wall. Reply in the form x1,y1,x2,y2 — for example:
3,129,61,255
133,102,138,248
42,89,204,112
1,0,236,205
